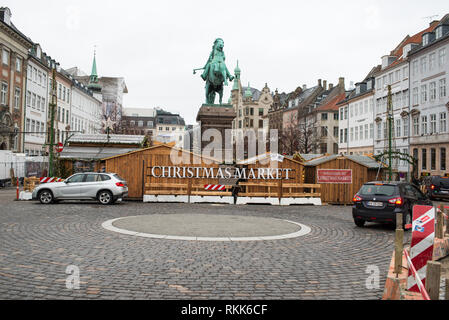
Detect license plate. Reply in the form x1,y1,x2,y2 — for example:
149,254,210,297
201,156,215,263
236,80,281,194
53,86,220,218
368,201,383,207
440,190,449,194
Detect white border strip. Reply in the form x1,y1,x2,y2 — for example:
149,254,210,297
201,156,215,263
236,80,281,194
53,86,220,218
101,217,311,242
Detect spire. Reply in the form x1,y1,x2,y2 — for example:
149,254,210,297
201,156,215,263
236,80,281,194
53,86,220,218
88,47,101,91
244,82,252,99
232,60,241,91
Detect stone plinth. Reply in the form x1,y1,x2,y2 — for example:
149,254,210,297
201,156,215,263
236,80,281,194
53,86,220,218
196,104,236,157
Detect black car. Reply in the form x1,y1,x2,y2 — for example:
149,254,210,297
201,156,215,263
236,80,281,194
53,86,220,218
424,176,449,201
352,181,433,229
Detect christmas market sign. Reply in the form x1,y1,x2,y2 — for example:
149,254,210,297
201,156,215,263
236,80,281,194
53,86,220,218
317,169,352,184
150,166,293,180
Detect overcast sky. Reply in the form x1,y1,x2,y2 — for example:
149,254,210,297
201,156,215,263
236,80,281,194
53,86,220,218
3,0,449,124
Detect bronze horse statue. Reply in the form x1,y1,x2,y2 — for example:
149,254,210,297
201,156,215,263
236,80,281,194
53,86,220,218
194,38,234,105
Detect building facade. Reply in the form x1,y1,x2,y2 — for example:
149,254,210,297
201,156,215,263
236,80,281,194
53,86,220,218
24,44,50,155
338,72,377,156
0,7,33,152
154,108,186,147
70,79,102,136
409,15,449,177
121,107,156,138
373,22,439,180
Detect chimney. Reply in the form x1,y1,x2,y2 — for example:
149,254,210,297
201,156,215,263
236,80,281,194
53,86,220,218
323,80,327,91
0,7,12,26
318,79,322,88
328,83,334,90
302,84,307,90
339,77,345,91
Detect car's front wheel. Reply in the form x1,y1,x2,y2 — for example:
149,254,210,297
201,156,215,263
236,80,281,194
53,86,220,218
98,190,113,205
38,190,54,204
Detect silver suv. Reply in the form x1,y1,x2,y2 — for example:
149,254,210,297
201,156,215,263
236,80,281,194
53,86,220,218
32,172,128,205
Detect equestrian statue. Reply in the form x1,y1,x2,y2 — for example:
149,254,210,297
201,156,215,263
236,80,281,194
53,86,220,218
193,38,234,105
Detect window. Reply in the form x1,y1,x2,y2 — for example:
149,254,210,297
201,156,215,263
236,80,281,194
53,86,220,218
14,88,20,109
440,79,447,98
344,106,348,119
436,27,443,39
2,49,9,65
340,129,344,143
430,82,437,101
396,119,401,137
138,121,143,127
334,126,338,137
147,121,153,128
0,82,7,105
421,115,428,135
340,108,344,121
430,114,437,134
355,126,359,141
377,122,382,139
420,57,427,73
431,148,436,171
350,127,354,142
413,60,419,76
370,123,374,139
321,126,328,137
429,53,436,70
364,124,368,140
441,148,447,171
413,117,419,136
259,119,263,128
130,120,135,127
403,117,409,137
31,93,36,108
422,149,427,170
440,112,447,133
421,85,427,104
36,96,41,111
412,87,419,105
15,57,21,72
26,118,30,132
439,48,446,67
31,120,35,135
403,66,408,79
259,108,263,116
334,113,338,120
67,174,85,183
321,113,328,121
344,128,348,143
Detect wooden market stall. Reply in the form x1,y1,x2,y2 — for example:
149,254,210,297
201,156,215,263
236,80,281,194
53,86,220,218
304,154,386,205
59,133,146,178
236,153,321,205
103,144,227,200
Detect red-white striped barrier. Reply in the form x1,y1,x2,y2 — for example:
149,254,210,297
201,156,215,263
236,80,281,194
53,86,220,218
204,184,226,191
404,248,431,300
407,205,435,293
40,177,64,183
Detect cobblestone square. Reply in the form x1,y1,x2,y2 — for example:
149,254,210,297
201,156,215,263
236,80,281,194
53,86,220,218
0,189,401,300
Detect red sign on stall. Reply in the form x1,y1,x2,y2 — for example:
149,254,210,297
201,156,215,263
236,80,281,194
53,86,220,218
317,169,352,184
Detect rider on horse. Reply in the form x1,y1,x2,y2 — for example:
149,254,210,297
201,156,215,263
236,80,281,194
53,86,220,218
201,38,234,86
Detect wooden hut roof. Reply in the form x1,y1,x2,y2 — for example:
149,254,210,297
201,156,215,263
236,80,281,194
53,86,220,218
101,144,222,163
237,152,304,165
305,154,385,169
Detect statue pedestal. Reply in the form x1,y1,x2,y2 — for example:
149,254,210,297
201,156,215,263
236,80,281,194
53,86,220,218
196,104,236,161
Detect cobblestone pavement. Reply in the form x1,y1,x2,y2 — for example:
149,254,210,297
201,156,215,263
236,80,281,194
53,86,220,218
0,188,402,300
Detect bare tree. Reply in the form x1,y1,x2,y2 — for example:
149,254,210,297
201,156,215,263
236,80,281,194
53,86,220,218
296,107,320,154
280,112,300,155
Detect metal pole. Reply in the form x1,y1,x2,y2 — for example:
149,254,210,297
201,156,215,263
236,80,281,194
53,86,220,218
387,85,393,181
48,68,57,177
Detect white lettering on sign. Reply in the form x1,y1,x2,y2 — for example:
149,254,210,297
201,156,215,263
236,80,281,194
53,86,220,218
150,167,294,180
